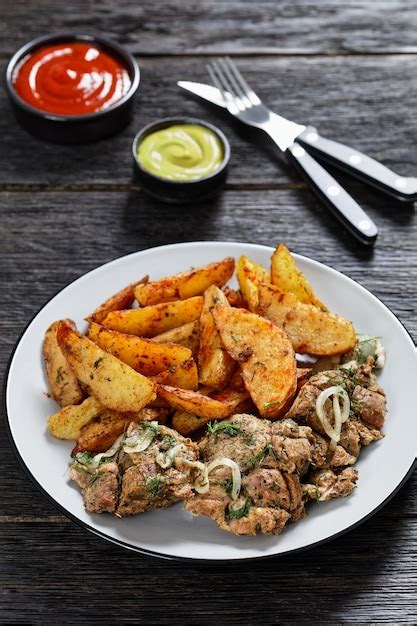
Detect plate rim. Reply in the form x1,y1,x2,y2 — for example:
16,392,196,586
4,241,417,562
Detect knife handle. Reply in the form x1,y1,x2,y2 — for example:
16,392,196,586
297,127,417,202
286,143,378,245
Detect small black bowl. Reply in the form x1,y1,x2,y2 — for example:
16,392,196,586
5,33,140,144
132,117,231,203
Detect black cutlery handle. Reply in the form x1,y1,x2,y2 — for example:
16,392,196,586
297,127,417,202
286,143,378,245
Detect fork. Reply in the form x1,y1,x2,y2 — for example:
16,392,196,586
207,57,378,245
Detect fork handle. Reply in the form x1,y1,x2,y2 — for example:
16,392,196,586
286,143,378,245
297,127,417,202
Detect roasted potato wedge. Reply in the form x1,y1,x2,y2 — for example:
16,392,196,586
48,396,103,440
151,321,199,354
258,283,356,356
236,255,270,312
72,407,169,454
152,357,199,390
172,388,251,436
134,257,235,306
57,320,156,412
87,322,192,376
156,384,231,419
43,320,84,407
72,410,129,455
271,244,327,311
101,296,203,338
212,306,297,419
86,275,148,323
197,285,235,388
222,286,246,309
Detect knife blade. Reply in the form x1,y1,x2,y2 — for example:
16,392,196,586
178,80,305,152
177,80,417,203
177,81,227,108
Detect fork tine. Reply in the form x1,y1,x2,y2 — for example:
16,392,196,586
224,56,261,105
207,61,242,113
218,58,250,107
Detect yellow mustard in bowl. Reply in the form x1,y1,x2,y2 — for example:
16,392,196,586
137,124,224,181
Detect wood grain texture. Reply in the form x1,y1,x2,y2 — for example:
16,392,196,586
1,0,417,622
1,0,417,56
0,482,416,624
2,55,417,186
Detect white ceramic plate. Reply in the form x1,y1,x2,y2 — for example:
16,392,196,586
5,242,417,561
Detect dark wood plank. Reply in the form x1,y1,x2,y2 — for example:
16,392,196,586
0,486,416,624
1,1,417,56
2,55,417,187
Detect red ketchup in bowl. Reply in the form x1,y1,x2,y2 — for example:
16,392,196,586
12,42,131,116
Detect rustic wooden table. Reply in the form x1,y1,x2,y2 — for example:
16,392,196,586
1,1,416,623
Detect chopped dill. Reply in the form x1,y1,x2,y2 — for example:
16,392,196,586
142,422,159,437
207,421,241,437
226,498,251,520
244,443,276,469
218,478,234,494
146,474,166,497
56,367,65,383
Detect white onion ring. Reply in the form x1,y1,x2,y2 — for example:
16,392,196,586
316,386,350,450
207,458,242,500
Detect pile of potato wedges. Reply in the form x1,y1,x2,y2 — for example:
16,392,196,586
44,245,356,454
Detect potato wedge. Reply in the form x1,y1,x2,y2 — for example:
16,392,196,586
151,321,199,354
156,384,231,419
57,320,156,412
43,320,84,407
236,255,270,312
101,297,203,338
172,389,251,436
72,410,129,455
86,275,148,323
222,286,246,309
258,283,356,356
134,257,235,306
197,286,235,388
271,244,327,310
152,357,199,390
212,306,297,419
72,406,170,454
48,396,103,440
86,322,192,376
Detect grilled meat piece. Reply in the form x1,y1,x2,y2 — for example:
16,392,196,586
70,461,119,513
286,359,386,465
303,468,358,502
185,414,309,535
70,421,198,516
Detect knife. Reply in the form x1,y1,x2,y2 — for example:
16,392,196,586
178,81,417,203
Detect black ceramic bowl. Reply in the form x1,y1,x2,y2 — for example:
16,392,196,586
5,33,140,144
132,117,231,203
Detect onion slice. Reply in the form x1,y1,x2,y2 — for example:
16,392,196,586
316,386,350,451
189,461,210,494
123,421,158,454
91,433,125,468
207,457,242,500
156,444,185,469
